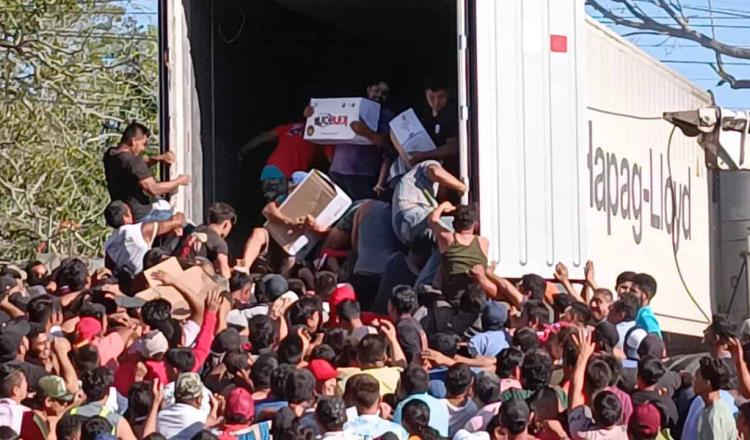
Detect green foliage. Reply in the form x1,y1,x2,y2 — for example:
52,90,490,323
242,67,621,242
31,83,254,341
0,0,159,260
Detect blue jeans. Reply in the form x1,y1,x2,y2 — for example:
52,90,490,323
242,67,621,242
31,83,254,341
139,199,173,223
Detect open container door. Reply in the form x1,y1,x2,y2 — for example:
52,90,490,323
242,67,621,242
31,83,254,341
471,0,587,278
161,0,203,223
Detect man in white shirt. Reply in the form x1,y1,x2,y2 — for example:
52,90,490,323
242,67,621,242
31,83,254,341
156,373,207,440
343,374,408,440
0,366,29,434
317,397,361,440
103,200,184,276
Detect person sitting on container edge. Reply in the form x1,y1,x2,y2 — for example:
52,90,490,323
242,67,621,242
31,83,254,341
172,202,236,278
103,121,189,223
630,273,662,338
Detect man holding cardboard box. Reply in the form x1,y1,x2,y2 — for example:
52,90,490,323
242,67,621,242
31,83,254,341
408,78,460,176
303,79,395,201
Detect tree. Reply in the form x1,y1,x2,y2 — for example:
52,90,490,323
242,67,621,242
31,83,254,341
587,0,750,89
0,1,158,260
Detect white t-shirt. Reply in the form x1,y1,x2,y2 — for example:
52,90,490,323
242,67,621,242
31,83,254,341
156,402,207,440
182,320,200,347
104,222,155,274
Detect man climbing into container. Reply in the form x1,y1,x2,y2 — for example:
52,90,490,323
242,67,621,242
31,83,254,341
103,122,190,222
304,77,396,201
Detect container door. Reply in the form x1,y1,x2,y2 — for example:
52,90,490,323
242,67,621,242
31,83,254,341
471,0,587,278
162,0,203,223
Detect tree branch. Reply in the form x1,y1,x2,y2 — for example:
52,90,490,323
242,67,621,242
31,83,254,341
710,53,750,89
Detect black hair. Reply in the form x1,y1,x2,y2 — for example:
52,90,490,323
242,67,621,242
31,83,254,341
585,359,612,394
223,350,251,375
552,294,576,317
522,300,550,326
496,347,524,379
287,279,306,298
423,77,450,92
57,414,87,440
271,407,315,440
73,345,100,374
337,300,361,322
521,274,546,301
400,366,429,395
597,353,623,387
638,355,666,386
315,271,338,300
126,381,153,424
278,334,304,366
520,351,552,392
612,295,639,321
288,297,321,328
459,283,487,314
248,315,275,354
27,296,54,326
567,302,592,326
445,363,473,397
120,121,150,145
284,369,315,404
81,416,113,440
323,328,354,367
141,299,172,325
592,391,621,427
190,431,218,440
473,372,502,405
452,204,478,231
207,202,237,225
26,261,49,287
491,398,530,435
251,354,278,389
270,364,297,399
81,367,114,402
104,200,130,228
144,435,168,440
698,356,731,391
401,399,431,434
153,318,182,350
57,258,88,291
345,374,380,409
143,248,171,271
311,344,337,363
429,333,461,358
616,271,638,286
357,334,387,365
633,273,658,299
166,348,196,373
706,313,737,343
389,286,418,315
739,401,750,425
513,327,539,354
229,272,253,293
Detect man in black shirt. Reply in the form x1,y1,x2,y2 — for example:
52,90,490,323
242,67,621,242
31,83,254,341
103,122,189,222
409,78,460,175
193,202,237,278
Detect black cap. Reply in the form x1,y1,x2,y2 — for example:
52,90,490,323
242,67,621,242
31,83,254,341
0,318,31,362
500,398,530,432
637,334,665,359
594,321,620,349
258,274,288,300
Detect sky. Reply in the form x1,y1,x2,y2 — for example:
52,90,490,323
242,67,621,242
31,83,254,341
127,0,748,110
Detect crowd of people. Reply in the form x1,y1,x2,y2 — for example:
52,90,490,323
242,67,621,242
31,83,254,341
1,78,750,440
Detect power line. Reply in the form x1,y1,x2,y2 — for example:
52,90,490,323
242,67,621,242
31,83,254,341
660,59,750,66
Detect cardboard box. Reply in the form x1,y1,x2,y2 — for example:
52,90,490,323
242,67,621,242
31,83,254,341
304,98,380,145
388,108,437,177
133,259,216,320
265,169,352,255
130,257,183,294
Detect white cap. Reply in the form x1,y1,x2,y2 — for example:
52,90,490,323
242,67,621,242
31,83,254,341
226,309,249,330
625,328,648,360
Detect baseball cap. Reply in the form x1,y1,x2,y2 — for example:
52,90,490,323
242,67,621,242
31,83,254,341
257,274,289,300
290,171,309,186
481,301,509,331
76,317,102,343
307,359,337,382
226,309,249,330
637,334,665,359
315,396,348,427
226,386,255,420
115,295,146,309
0,318,31,362
328,284,356,324
628,403,661,437
594,321,620,349
139,330,169,359
175,372,203,401
625,328,648,360
38,375,74,402
499,398,530,431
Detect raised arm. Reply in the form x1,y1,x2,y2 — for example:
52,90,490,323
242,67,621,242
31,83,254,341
141,213,185,244
729,337,750,399
150,269,205,325
142,379,163,438
52,337,79,394
139,175,190,198
426,163,467,195
374,319,407,369
553,262,585,303
485,268,524,309
238,130,278,160
428,202,455,248
569,329,595,410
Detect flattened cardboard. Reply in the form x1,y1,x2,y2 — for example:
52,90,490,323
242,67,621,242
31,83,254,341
265,170,352,255
303,98,380,145
130,257,183,293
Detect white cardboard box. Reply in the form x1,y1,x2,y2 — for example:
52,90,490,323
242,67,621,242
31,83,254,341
303,98,380,145
388,108,437,177
265,169,352,255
